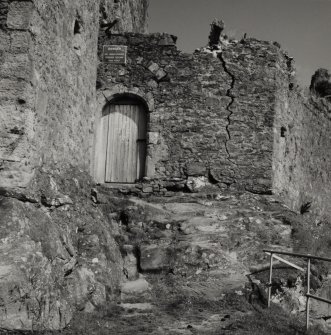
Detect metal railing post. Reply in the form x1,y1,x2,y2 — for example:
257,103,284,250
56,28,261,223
306,258,311,330
268,253,273,308
263,249,331,329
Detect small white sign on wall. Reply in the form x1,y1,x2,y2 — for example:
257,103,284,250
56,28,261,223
103,45,127,64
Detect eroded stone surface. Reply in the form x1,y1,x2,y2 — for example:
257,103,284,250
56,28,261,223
273,74,331,221
0,167,123,330
140,244,173,271
60,188,315,334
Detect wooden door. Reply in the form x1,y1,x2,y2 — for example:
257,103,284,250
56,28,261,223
104,104,146,183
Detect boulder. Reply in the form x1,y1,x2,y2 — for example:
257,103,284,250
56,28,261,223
139,244,173,272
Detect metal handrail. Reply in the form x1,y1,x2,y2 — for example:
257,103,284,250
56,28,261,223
263,249,331,330
264,249,331,263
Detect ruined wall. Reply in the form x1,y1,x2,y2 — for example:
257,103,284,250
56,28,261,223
97,32,289,193
0,0,148,190
273,84,331,220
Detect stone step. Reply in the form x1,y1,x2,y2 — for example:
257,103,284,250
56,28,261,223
120,275,152,303
119,302,153,311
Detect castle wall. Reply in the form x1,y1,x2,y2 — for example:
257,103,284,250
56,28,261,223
97,32,288,193
0,0,148,190
0,0,35,187
0,0,100,188
0,0,148,330
273,87,331,220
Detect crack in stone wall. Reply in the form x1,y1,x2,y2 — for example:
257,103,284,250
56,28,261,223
218,51,237,169
99,33,287,192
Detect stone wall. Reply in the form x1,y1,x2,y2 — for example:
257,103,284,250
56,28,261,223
0,0,148,190
96,32,290,193
273,84,331,220
0,0,149,330
0,0,35,187
0,0,99,189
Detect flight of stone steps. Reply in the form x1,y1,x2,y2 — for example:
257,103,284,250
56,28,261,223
93,187,300,333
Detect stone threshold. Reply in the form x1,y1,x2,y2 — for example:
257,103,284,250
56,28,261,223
101,183,137,189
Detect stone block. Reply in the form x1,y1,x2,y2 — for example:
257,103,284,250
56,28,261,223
205,96,220,106
186,176,209,193
148,132,159,145
0,54,32,80
142,186,153,193
0,31,9,52
147,79,158,88
155,68,167,81
123,245,138,280
152,185,160,192
209,168,235,184
10,31,30,53
7,2,34,30
147,62,159,74
0,78,26,99
120,276,151,303
121,277,150,295
139,244,172,271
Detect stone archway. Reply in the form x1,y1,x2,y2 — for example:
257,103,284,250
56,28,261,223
94,94,148,183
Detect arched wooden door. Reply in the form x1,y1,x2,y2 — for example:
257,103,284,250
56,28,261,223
102,102,147,183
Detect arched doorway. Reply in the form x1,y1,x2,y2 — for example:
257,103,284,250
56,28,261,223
95,95,148,183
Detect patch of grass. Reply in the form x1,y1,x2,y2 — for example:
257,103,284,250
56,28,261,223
219,305,325,335
291,216,331,258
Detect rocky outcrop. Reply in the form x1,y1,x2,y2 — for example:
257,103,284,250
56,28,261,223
0,166,123,330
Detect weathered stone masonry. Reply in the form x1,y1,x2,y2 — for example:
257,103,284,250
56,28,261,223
0,0,101,189
273,73,331,220
0,0,148,331
0,0,148,190
0,0,330,330
97,32,291,194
